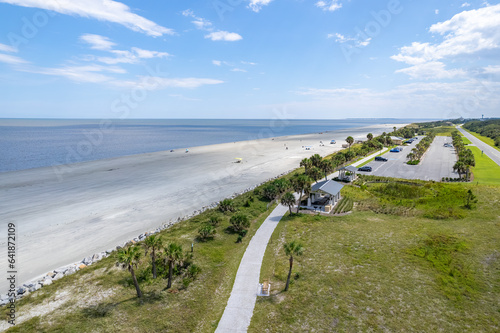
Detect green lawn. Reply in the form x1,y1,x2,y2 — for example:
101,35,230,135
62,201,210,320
469,146,500,185
462,128,500,152
461,136,472,145
250,184,500,332
426,126,456,136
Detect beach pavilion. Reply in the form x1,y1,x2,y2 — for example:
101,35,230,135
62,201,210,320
305,179,344,213
339,165,358,182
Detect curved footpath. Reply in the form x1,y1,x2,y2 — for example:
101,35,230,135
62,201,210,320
457,126,500,167
215,148,387,332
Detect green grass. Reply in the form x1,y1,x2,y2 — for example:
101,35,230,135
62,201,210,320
250,184,500,332
461,136,472,145
469,146,500,185
3,189,277,333
462,128,500,152
426,126,456,137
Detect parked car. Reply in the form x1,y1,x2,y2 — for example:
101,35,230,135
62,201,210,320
390,147,401,152
330,139,336,144
404,140,414,144
358,166,372,172
375,156,388,162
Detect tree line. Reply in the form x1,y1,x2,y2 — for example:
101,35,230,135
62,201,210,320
406,133,435,165
451,131,475,180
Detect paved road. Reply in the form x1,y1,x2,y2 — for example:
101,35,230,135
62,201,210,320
457,126,500,167
359,136,458,181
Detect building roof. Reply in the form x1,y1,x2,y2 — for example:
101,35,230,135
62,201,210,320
340,165,357,172
311,180,344,196
390,136,404,141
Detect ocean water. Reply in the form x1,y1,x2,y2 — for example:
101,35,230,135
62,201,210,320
0,118,433,172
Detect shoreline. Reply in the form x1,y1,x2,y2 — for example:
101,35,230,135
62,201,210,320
0,123,407,295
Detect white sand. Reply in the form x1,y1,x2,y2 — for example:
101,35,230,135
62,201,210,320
0,123,406,294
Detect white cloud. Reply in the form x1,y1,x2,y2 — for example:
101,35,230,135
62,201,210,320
0,53,28,64
288,80,500,118
131,47,169,59
120,77,224,89
231,68,247,72
241,61,257,65
212,60,222,66
329,32,371,47
192,19,213,31
0,43,16,53
316,0,342,12
205,31,243,42
483,65,500,74
182,9,195,17
248,0,273,13
395,61,466,80
461,2,471,7
392,4,500,79
0,0,173,36
26,64,125,83
80,34,116,51
79,34,170,64
435,9,439,14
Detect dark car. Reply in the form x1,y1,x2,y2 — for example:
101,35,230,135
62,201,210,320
375,156,388,162
390,148,400,152
358,166,372,172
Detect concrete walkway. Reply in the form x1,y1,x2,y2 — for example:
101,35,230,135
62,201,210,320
215,147,388,332
215,203,289,333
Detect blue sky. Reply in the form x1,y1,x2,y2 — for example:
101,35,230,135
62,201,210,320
0,0,499,119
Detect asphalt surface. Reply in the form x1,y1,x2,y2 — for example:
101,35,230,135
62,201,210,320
358,136,458,181
457,126,500,167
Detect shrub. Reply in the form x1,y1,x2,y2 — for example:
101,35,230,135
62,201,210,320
198,225,216,241
229,213,250,233
218,199,235,213
208,215,222,227
261,184,278,201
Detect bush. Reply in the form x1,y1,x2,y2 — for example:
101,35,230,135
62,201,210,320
198,224,216,241
261,184,278,201
229,213,250,233
208,215,222,227
218,199,235,213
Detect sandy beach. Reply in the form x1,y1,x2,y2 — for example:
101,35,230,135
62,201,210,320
0,123,406,294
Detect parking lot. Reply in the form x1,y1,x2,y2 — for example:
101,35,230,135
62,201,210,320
358,136,459,181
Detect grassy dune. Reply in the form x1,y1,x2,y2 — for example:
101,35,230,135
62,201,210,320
251,183,500,332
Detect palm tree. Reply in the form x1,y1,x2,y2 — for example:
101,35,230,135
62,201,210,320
367,133,373,141
300,158,312,173
283,241,304,291
345,136,354,150
453,160,466,178
307,166,322,183
117,246,143,298
143,234,163,279
164,243,183,289
291,174,311,213
319,159,333,180
393,126,397,133
281,192,296,214
309,154,322,168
